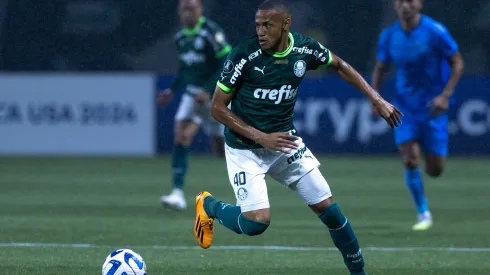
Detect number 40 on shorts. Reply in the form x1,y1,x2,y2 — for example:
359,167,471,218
233,172,246,186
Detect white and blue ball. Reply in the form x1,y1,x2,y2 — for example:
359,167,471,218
102,248,147,275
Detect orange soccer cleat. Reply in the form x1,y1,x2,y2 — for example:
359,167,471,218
193,191,215,249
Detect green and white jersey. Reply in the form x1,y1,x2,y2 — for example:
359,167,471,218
217,32,332,149
171,16,232,95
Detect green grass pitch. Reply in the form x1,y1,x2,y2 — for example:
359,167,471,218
1,156,489,274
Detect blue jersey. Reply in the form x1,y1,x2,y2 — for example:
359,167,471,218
376,15,458,113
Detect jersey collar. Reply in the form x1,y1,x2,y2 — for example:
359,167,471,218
267,32,294,58
183,16,206,36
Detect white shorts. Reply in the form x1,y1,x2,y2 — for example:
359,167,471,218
225,137,332,212
175,92,224,137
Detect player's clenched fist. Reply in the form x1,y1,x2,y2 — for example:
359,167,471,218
372,98,404,129
255,132,299,154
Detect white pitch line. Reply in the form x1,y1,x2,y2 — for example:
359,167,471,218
0,243,490,252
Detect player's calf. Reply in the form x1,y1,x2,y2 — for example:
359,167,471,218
399,142,429,215
296,169,365,274
169,120,200,192
314,199,365,274
203,196,270,236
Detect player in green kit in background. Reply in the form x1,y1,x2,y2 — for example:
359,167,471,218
193,1,403,274
158,0,232,210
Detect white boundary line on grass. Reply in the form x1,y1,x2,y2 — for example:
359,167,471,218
1,243,490,252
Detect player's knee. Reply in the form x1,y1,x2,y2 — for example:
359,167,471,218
425,156,445,178
182,135,193,146
243,209,270,223
399,143,421,168
402,156,419,169
174,130,184,144
174,133,192,146
426,165,444,178
240,215,270,236
309,197,335,214
241,209,270,236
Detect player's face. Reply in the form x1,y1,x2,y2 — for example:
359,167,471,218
255,9,290,51
178,0,202,28
395,0,422,21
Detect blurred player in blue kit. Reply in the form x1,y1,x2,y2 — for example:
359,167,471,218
371,0,464,230
158,0,232,210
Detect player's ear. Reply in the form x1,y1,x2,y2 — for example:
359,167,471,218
283,17,291,32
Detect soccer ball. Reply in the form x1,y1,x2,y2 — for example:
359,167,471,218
102,248,147,275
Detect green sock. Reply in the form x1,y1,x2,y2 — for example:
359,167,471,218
319,203,365,274
172,144,189,190
204,196,269,236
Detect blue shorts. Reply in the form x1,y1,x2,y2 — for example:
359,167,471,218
394,104,448,157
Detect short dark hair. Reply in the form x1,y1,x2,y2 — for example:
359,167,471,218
258,0,290,16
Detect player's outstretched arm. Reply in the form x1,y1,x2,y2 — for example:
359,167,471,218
328,52,403,128
210,87,298,152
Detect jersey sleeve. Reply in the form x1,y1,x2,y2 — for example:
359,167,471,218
205,22,232,59
433,23,459,58
216,46,249,93
306,39,333,70
376,29,391,64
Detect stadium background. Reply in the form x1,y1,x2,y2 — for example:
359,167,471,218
1,0,490,155
1,0,490,274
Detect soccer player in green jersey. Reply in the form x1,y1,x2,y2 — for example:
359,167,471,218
158,0,232,211
193,1,402,274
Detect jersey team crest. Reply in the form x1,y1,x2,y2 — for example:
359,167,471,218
223,60,234,73
237,188,248,200
294,60,306,77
